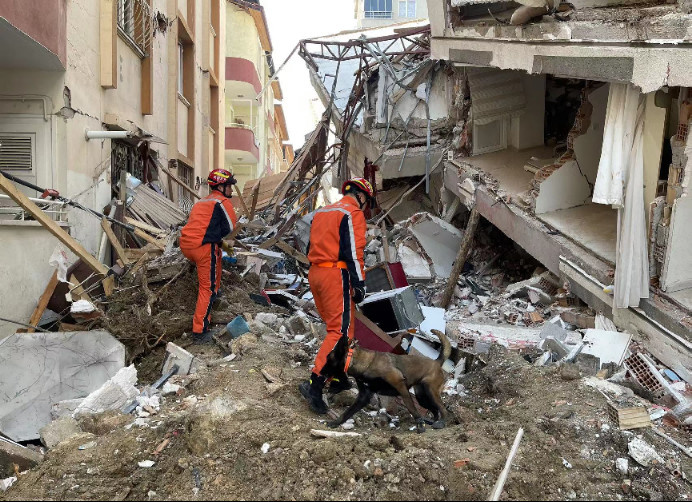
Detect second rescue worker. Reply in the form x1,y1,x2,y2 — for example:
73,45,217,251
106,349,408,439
299,177,374,414
179,169,238,344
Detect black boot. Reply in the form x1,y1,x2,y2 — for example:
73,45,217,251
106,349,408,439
192,331,213,345
327,372,352,394
299,373,328,415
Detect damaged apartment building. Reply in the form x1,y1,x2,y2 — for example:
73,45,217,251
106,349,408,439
301,0,692,373
0,0,292,340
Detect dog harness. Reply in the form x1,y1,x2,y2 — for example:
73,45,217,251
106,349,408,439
344,347,354,373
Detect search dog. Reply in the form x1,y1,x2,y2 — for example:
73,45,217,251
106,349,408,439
325,329,452,433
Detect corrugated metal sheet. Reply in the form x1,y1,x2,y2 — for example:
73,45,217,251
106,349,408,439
467,68,526,125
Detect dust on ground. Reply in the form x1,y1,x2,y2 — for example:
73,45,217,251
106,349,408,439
2,333,690,501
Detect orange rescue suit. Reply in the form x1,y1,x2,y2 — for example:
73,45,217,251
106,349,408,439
180,191,237,333
307,195,366,377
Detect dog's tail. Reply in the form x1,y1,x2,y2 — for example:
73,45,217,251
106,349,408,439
431,329,452,366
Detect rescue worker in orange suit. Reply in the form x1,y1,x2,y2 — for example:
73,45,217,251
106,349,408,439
299,178,374,414
180,169,238,344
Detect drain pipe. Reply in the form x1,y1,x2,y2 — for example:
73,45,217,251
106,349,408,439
85,130,131,141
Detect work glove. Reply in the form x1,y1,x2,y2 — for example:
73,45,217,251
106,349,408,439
352,284,366,304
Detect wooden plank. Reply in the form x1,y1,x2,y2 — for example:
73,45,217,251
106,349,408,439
441,207,480,309
21,270,59,333
101,218,132,265
0,172,109,277
274,240,309,266
156,160,200,200
249,180,261,220
124,217,167,236
134,228,166,250
233,184,250,218
69,274,92,302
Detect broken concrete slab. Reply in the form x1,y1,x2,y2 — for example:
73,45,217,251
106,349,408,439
51,399,85,420
449,321,543,350
39,417,82,449
407,213,463,277
540,337,569,359
0,437,43,477
73,365,139,417
0,330,125,442
581,329,632,367
162,342,195,376
397,243,433,282
540,322,572,343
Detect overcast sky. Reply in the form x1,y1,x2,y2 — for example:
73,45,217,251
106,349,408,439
262,0,356,149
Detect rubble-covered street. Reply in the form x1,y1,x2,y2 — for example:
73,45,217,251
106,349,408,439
1,223,690,501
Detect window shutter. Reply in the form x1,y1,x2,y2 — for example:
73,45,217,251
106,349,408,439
0,135,33,171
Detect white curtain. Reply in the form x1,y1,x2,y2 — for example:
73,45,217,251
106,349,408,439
593,83,649,309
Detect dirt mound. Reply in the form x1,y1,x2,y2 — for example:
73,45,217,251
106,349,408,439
3,337,689,501
101,264,287,362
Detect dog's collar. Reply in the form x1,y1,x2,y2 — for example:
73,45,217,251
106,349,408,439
344,347,354,373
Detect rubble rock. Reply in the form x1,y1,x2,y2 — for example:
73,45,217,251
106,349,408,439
254,313,280,329
39,417,82,449
559,363,581,381
248,320,275,337
161,382,181,396
51,398,85,420
73,365,139,417
78,411,131,436
0,438,43,477
286,312,312,337
230,334,259,355
0,476,16,492
628,438,663,467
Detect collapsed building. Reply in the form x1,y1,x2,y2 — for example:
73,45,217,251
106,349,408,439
300,3,692,377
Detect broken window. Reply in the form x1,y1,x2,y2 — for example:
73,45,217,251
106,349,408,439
117,0,151,56
111,140,146,195
365,0,393,18
176,161,194,213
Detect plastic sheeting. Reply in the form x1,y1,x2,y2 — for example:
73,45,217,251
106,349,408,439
593,83,649,308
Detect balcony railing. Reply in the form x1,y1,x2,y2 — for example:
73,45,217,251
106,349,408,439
0,194,69,222
225,126,260,161
364,10,393,18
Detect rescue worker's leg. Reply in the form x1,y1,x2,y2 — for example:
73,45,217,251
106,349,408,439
299,267,354,414
182,243,220,343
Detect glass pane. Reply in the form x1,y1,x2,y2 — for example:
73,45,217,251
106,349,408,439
399,1,407,17
408,0,416,17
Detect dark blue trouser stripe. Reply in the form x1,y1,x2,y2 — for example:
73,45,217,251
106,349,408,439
340,268,351,339
203,243,218,333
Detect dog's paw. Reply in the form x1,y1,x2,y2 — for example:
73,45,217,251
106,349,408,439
431,420,446,430
327,420,341,429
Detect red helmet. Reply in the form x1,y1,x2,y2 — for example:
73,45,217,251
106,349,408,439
342,177,374,199
207,169,236,187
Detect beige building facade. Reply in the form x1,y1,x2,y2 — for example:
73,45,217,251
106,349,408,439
0,0,225,339
224,0,293,190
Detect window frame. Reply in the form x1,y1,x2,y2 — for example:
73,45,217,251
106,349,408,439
364,0,393,19
117,0,147,58
398,0,416,18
